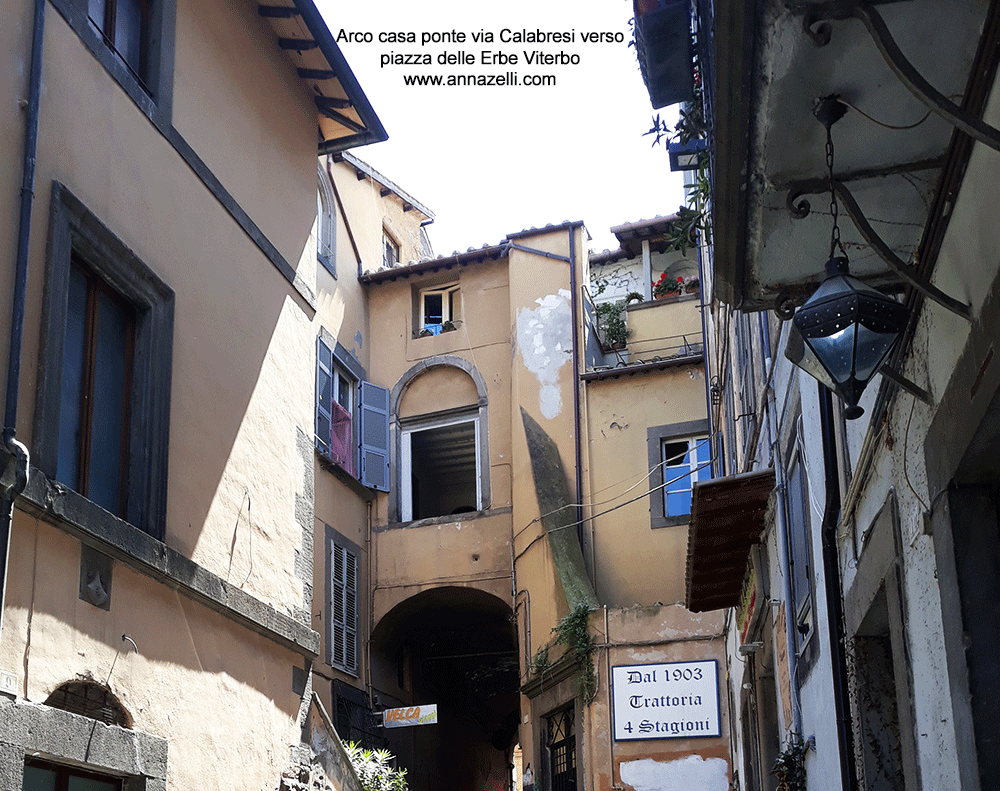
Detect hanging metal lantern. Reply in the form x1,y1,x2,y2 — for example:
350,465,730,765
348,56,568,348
791,257,908,418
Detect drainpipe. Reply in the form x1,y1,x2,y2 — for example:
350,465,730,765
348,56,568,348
817,384,858,791
0,0,45,637
568,227,584,548
762,337,802,736
695,243,716,475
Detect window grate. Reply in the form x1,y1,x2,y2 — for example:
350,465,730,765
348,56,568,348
547,708,576,791
44,680,132,728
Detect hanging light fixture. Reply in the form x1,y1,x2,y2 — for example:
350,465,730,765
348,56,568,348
787,97,909,419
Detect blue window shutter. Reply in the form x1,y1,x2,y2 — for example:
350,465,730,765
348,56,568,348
358,381,390,491
316,337,333,456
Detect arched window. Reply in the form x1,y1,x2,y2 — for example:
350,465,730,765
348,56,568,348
391,357,491,523
317,166,336,277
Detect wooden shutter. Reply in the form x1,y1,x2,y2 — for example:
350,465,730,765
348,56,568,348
331,543,358,673
358,381,390,491
316,337,334,456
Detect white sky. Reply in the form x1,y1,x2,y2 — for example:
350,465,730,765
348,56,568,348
315,0,685,258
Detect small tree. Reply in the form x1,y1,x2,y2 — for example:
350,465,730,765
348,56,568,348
344,743,408,791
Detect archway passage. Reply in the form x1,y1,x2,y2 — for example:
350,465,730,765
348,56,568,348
371,587,519,791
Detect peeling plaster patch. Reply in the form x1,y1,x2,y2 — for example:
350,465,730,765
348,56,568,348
620,755,728,791
516,290,572,419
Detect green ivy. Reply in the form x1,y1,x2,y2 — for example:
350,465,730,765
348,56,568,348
552,604,597,704
530,646,551,676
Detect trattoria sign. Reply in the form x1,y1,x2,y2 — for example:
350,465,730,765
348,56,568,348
382,704,438,729
611,661,720,741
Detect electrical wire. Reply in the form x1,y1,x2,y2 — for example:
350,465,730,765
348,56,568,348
836,96,931,130
512,439,711,541
514,458,713,562
239,490,254,588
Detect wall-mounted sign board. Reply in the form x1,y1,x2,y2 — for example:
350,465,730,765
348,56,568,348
382,704,438,729
611,660,720,740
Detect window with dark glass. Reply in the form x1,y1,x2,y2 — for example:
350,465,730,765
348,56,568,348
36,183,173,540
400,414,480,520
546,707,576,791
418,283,461,335
383,231,400,268
317,176,336,278
57,258,135,518
87,0,151,85
23,759,123,791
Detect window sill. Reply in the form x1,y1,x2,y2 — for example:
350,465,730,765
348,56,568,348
317,449,375,502
318,253,337,279
17,467,320,658
379,506,512,531
651,514,692,529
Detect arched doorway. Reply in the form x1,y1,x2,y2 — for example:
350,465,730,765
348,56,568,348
371,587,520,791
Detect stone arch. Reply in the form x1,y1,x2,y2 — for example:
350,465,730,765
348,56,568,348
44,678,133,728
388,356,490,522
370,586,518,791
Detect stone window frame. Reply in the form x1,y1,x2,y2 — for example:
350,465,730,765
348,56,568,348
647,418,710,529
324,526,364,677
387,356,490,524
34,181,174,541
0,699,167,791
48,0,177,127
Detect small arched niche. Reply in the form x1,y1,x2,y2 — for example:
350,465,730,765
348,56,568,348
44,679,132,728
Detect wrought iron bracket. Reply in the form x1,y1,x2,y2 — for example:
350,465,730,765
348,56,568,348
797,0,1000,152
879,364,932,404
784,178,972,320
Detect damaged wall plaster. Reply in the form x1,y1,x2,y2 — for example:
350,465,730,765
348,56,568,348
619,754,728,791
516,290,572,419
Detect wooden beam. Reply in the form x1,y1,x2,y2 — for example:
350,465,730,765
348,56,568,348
298,68,337,80
279,38,318,51
318,107,365,134
315,96,351,112
258,5,300,17
403,202,413,213
380,188,392,197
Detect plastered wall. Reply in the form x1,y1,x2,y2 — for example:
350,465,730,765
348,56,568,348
585,366,707,606
0,0,328,786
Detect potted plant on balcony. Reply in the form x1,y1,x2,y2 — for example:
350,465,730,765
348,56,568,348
653,273,683,299
596,300,630,350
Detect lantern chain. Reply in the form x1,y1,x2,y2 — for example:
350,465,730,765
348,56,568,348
826,125,847,260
